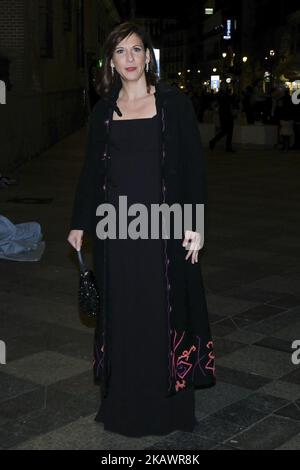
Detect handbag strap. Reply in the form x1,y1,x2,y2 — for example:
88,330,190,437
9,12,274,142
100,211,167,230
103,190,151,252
77,250,87,274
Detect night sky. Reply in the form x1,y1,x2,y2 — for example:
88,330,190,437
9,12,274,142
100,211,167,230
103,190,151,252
114,0,191,21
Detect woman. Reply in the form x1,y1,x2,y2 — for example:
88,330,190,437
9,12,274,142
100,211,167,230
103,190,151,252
68,22,215,437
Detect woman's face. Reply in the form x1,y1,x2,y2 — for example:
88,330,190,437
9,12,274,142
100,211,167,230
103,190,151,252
110,33,150,82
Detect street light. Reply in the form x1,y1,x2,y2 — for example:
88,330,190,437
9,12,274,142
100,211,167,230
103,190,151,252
242,56,248,63
269,51,276,88
222,52,227,58
213,67,217,72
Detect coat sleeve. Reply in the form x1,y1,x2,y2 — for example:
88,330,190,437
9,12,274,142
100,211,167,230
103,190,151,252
179,94,207,233
70,108,98,233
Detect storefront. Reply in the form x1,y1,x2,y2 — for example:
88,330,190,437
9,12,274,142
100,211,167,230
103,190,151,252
276,57,300,92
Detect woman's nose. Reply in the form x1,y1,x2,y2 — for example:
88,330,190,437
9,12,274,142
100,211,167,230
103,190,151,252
127,52,134,61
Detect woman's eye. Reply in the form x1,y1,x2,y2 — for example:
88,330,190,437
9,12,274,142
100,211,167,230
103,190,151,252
115,47,142,54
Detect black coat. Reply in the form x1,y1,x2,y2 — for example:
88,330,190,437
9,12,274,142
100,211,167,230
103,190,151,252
71,80,216,397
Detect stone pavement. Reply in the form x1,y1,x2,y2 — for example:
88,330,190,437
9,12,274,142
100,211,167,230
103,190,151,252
0,129,300,450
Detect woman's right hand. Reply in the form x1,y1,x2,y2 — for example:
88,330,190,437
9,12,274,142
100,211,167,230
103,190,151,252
67,230,84,251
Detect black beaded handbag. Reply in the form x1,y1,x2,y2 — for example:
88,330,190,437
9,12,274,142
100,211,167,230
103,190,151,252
77,250,100,319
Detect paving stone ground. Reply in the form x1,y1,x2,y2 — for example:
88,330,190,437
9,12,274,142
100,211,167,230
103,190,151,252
0,128,299,450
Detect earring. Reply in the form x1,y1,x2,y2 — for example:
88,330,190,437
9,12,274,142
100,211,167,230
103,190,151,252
111,66,114,77
146,62,149,73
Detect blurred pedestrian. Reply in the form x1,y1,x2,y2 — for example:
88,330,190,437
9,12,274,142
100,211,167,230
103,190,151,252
190,90,201,121
209,85,236,152
278,89,294,152
242,86,255,124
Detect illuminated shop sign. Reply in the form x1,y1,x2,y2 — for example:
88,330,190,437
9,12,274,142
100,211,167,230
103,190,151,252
211,75,220,91
224,19,232,40
154,48,160,78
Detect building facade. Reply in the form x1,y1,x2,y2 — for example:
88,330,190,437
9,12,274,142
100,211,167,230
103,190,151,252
0,0,119,171
198,0,300,94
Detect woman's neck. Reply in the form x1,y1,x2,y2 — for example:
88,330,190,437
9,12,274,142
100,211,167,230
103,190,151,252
118,82,155,102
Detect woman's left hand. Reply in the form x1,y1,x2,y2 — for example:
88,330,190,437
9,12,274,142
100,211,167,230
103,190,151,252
182,230,203,264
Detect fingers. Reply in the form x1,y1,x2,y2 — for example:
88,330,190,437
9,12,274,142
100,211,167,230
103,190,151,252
68,237,76,251
182,230,200,264
182,230,193,248
67,231,83,251
185,248,199,264
75,237,82,252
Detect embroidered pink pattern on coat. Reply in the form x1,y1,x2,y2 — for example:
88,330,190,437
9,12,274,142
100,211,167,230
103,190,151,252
170,329,216,393
93,330,215,392
93,333,105,377
93,329,215,394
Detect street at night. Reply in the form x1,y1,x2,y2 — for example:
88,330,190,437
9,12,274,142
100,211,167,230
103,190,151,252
0,130,299,450
1,0,300,455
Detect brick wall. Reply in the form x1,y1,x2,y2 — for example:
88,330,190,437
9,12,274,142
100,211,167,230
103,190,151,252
0,0,25,92
0,0,119,171
0,0,85,171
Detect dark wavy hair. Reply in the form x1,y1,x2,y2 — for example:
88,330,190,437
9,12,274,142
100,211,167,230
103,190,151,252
98,22,159,97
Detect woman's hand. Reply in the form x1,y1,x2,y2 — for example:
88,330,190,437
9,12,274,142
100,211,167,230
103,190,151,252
182,230,203,264
67,230,84,251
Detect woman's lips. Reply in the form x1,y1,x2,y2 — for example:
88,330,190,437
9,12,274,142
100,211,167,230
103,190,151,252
125,67,137,72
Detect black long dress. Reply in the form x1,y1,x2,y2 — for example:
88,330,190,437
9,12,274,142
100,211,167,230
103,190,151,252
95,114,195,437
